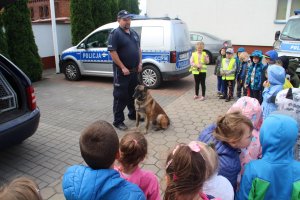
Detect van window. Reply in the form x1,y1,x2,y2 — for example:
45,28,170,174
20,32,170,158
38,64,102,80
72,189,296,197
281,18,300,40
174,23,190,48
85,29,112,48
131,27,142,39
141,26,164,47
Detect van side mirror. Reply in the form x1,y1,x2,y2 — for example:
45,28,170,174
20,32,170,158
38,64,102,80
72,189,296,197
78,43,86,49
275,31,280,40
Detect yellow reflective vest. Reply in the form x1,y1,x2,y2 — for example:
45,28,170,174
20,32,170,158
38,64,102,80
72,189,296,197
189,51,207,74
221,58,236,80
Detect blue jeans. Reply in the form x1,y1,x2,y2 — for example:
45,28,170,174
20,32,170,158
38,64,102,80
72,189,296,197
217,76,223,92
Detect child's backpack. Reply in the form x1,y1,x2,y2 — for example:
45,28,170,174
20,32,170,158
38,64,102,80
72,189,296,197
275,88,300,160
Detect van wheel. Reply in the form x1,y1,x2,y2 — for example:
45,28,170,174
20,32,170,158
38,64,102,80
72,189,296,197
64,61,81,81
141,65,161,89
204,50,213,64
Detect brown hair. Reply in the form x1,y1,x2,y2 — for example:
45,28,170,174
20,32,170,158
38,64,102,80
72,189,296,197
164,144,206,200
118,131,148,170
79,120,119,169
214,111,253,144
195,141,218,179
0,177,42,200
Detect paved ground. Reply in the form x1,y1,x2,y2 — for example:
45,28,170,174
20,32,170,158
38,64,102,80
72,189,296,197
0,66,234,199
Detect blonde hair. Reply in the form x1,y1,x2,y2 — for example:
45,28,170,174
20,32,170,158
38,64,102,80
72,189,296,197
239,52,249,62
195,141,218,179
214,111,253,144
195,41,204,49
0,177,42,200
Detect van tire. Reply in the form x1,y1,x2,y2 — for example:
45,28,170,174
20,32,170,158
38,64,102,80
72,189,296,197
64,61,81,81
141,65,161,89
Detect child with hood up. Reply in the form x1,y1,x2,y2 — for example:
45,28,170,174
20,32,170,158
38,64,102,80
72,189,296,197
245,50,264,103
227,96,262,176
262,65,285,119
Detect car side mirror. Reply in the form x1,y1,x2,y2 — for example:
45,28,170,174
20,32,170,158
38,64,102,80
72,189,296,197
275,31,280,41
78,43,86,49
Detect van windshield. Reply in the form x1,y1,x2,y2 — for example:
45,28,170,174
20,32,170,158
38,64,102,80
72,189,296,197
281,18,300,40
174,22,190,49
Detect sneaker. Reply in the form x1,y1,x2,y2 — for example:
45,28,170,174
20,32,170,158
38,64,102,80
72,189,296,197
194,95,199,100
113,123,128,131
199,96,205,101
217,91,222,95
219,95,226,99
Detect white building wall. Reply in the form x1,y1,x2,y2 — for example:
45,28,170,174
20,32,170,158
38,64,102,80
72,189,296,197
146,0,285,46
32,23,72,57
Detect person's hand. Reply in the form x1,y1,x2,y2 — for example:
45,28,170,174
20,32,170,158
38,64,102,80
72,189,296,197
197,63,202,69
138,63,142,73
263,80,269,88
244,83,248,88
122,67,130,75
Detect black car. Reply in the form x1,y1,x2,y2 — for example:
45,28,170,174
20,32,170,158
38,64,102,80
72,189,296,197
0,54,40,149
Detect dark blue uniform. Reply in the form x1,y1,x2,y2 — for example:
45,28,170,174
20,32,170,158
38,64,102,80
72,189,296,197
108,27,140,126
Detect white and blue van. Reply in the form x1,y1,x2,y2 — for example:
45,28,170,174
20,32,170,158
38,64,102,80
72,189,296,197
59,17,192,88
274,10,300,77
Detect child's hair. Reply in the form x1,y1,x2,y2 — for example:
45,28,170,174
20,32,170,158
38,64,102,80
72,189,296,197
0,177,42,200
164,142,206,200
119,131,148,169
79,120,119,169
195,141,218,179
214,111,253,144
239,52,249,62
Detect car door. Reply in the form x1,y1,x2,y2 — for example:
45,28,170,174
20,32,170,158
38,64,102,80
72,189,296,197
79,29,112,76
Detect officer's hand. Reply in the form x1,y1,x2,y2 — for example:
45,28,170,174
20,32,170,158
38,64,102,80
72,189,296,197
122,67,130,75
138,63,142,73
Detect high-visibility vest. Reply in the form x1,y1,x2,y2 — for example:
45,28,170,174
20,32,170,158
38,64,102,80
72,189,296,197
222,58,236,80
189,51,207,74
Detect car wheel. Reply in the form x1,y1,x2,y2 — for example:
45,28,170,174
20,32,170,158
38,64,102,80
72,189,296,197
204,50,213,64
64,61,81,81
141,65,161,89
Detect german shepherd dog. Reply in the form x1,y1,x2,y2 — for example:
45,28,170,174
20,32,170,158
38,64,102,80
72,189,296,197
133,85,170,133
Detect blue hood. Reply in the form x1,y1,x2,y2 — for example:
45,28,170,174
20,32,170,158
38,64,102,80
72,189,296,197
250,50,263,62
267,65,285,86
260,114,298,162
62,165,145,200
237,47,245,52
264,50,278,62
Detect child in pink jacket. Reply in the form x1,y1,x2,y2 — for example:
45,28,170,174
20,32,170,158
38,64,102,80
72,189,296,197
116,131,161,200
227,96,263,176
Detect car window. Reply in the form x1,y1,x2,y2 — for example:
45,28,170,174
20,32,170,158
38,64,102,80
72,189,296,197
85,29,112,48
190,34,203,41
131,26,142,38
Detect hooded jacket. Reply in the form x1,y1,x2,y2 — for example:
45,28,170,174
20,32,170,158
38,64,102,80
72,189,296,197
246,50,264,90
227,96,262,174
287,59,300,88
262,65,285,119
198,125,240,189
62,165,146,200
237,114,300,200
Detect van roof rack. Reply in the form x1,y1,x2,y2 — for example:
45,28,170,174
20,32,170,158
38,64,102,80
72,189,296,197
131,15,179,20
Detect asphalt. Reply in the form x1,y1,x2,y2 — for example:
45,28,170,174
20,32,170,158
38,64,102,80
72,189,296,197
0,66,234,199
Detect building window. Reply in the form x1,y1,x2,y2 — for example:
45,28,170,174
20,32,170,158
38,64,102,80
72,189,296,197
39,6,44,18
44,6,49,17
276,0,300,21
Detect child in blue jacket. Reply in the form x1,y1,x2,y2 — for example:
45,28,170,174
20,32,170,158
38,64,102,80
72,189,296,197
237,114,300,200
62,120,146,200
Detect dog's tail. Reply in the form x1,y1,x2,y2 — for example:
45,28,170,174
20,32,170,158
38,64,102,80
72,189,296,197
157,114,170,129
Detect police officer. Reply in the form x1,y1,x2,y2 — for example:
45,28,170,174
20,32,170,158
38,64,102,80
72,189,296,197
108,10,142,131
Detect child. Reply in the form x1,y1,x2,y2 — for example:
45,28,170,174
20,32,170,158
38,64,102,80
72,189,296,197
236,52,249,98
245,50,264,103
0,177,42,200
195,141,234,200
190,41,210,100
198,111,253,190
262,65,285,119
220,48,236,102
276,56,296,89
116,131,160,200
214,47,226,97
62,120,146,200
227,96,262,176
237,114,300,199
261,50,278,90
234,47,246,97
164,142,219,200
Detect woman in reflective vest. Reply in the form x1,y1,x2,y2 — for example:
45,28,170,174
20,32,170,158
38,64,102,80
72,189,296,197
220,48,236,102
189,41,209,101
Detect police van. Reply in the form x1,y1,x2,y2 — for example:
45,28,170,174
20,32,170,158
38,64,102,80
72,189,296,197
59,17,192,88
274,10,300,77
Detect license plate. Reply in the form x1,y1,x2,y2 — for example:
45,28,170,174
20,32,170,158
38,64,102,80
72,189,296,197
179,52,188,60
